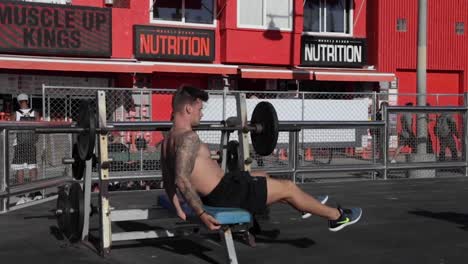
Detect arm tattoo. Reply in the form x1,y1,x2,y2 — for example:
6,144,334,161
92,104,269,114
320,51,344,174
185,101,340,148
175,132,204,214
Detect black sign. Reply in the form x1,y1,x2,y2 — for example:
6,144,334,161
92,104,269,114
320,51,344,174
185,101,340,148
134,25,215,62
0,1,111,57
301,36,367,67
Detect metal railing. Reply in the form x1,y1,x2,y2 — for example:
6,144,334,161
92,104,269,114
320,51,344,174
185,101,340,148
1,88,467,212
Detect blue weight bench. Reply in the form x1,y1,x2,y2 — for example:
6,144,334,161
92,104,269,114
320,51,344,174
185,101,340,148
158,194,253,264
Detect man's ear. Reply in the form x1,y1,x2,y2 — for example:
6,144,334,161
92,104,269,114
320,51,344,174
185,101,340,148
185,104,193,114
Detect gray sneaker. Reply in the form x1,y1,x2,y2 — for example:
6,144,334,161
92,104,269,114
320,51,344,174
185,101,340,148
328,207,362,232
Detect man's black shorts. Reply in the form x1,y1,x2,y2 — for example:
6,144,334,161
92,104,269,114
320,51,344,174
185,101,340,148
201,171,268,214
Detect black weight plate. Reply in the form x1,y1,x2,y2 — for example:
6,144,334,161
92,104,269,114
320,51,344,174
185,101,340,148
68,182,84,243
250,102,279,156
77,100,96,161
56,189,71,238
72,144,85,180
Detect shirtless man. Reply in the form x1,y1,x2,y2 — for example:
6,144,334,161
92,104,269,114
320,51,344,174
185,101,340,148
161,86,362,231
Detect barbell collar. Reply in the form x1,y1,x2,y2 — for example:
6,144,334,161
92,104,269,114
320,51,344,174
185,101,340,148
245,124,263,134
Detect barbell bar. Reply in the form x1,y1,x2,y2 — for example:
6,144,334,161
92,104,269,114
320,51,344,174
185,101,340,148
34,122,263,133
12,100,278,160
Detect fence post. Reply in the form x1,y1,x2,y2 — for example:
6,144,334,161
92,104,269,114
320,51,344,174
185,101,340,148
464,93,468,176
139,89,144,173
289,131,298,183
383,104,388,180
372,92,377,179
300,92,305,183
42,84,46,120
1,129,6,213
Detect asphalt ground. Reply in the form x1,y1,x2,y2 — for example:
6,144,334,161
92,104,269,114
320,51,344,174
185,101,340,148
1,177,468,264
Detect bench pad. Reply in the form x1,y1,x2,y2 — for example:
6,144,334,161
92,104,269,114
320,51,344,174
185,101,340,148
158,194,251,225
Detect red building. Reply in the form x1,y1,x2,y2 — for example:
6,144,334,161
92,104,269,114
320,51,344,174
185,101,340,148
369,0,467,106
0,0,465,118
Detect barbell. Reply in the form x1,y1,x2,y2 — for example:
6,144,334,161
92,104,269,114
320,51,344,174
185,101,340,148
29,100,280,161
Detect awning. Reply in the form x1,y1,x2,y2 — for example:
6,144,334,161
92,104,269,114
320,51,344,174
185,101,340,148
240,67,314,80
314,70,395,82
0,55,154,73
151,61,238,75
0,55,238,75
0,55,394,80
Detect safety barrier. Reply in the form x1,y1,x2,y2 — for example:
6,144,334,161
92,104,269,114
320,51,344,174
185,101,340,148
0,88,467,213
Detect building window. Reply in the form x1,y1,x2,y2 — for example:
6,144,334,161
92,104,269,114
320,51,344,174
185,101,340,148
150,0,215,26
238,0,293,30
397,18,407,32
456,22,464,35
303,0,353,35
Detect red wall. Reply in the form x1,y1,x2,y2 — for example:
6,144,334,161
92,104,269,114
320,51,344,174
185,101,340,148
22,0,370,67
73,0,224,62
396,71,461,105
221,0,368,66
376,0,468,93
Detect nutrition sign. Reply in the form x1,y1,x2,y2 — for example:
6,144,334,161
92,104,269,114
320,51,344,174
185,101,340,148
0,1,111,57
134,25,215,62
301,36,367,67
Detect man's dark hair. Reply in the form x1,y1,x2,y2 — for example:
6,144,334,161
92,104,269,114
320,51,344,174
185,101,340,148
172,86,209,113
406,102,413,106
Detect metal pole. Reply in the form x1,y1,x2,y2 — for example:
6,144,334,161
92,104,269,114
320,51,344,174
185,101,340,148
383,104,388,180
82,159,92,240
139,90,144,173
289,131,298,183
97,90,112,256
464,93,468,176
235,93,251,172
222,77,229,121
1,129,6,212
416,0,428,155
301,92,305,183
371,92,377,178
42,84,46,120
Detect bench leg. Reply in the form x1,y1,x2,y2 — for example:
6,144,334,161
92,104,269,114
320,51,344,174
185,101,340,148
220,227,239,264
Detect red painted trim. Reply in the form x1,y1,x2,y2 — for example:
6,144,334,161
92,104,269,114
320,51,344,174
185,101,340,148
151,64,237,75
314,71,395,82
0,57,238,75
0,59,153,73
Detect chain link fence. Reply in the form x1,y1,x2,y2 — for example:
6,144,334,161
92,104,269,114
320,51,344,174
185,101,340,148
386,109,466,179
1,86,463,191
0,130,5,193
7,131,72,186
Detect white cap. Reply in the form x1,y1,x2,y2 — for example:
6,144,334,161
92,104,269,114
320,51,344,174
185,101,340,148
17,93,28,102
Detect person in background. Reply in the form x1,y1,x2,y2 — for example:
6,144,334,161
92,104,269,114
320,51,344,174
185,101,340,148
11,93,42,204
425,103,435,154
434,112,459,161
371,102,388,161
391,102,416,163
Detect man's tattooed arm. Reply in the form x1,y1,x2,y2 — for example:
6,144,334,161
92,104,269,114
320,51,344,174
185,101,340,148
175,131,204,215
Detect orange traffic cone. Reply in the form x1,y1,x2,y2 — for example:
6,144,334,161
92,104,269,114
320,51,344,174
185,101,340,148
305,148,314,161
279,148,288,160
